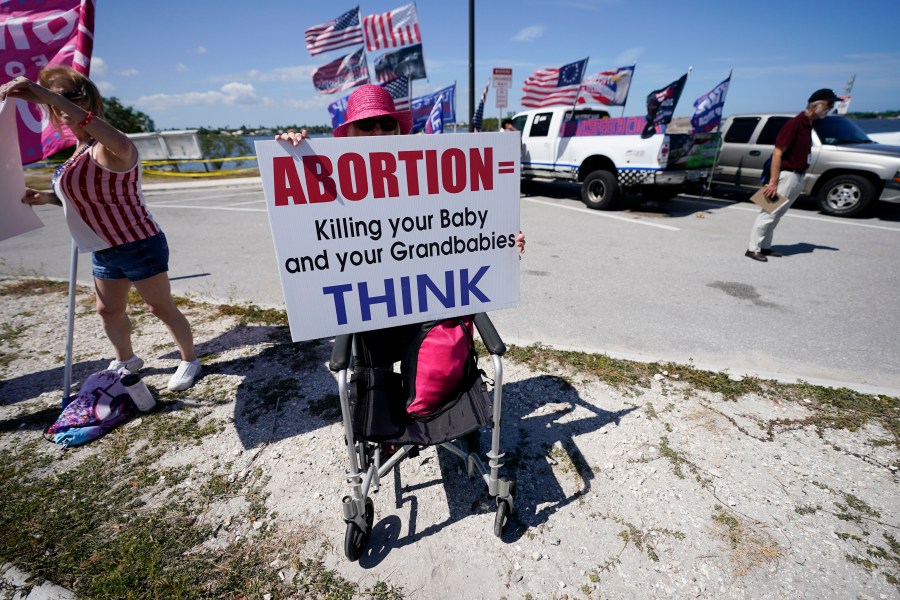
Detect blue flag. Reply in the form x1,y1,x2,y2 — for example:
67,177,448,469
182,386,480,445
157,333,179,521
425,94,444,134
411,84,455,133
691,73,731,133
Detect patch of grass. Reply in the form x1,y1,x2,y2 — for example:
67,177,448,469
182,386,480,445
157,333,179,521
0,424,390,598
1,279,72,297
141,410,224,446
616,520,685,562
503,343,900,451
712,504,781,575
217,304,288,327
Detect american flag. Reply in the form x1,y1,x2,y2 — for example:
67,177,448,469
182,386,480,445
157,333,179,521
381,76,411,111
305,7,364,56
521,58,588,108
362,3,421,52
312,48,370,94
472,78,490,132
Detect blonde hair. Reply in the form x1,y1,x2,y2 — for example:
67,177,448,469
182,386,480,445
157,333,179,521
38,65,104,131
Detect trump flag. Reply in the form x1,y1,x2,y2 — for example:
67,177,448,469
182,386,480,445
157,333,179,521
642,72,687,138
691,73,731,133
1,0,96,164
312,48,369,94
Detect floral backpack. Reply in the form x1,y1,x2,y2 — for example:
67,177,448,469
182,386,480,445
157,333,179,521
45,370,136,447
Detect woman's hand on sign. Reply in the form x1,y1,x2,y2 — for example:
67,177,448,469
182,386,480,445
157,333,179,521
275,128,310,147
515,231,525,256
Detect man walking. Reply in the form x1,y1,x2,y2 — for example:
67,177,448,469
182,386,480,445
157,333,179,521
745,88,838,262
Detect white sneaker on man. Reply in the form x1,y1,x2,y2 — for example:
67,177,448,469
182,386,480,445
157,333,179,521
107,355,144,373
167,359,202,391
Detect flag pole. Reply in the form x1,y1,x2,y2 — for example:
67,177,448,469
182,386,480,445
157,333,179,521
62,240,78,403
568,57,589,116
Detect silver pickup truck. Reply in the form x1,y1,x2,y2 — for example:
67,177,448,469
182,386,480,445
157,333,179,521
711,114,900,217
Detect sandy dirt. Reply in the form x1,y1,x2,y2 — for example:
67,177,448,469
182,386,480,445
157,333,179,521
1,277,898,599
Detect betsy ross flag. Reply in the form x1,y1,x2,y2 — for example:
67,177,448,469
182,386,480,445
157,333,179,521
363,3,421,52
312,48,369,94
328,76,410,129
425,95,444,134
642,73,688,138
691,72,731,133
1,0,96,164
472,79,490,132
577,65,634,107
521,58,588,108
305,6,364,56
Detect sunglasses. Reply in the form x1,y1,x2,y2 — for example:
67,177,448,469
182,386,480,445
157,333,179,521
60,89,84,101
354,117,398,132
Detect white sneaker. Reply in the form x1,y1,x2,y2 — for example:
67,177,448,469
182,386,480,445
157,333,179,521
107,356,144,373
167,360,201,391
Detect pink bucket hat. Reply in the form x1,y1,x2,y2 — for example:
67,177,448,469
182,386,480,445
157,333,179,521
333,84,413,137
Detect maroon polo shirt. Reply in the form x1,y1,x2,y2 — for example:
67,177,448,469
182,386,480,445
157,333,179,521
775,112,813,171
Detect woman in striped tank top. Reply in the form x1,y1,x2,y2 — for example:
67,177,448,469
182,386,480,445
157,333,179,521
1,66,201,391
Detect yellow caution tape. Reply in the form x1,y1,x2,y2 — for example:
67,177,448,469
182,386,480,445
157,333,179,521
142,167,259,178
141,155,257,166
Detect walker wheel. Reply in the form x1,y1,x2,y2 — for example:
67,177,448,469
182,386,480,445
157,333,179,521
344,497,374,561
494,499,510,537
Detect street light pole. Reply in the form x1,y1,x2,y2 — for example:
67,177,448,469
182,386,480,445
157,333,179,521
468,0,475,132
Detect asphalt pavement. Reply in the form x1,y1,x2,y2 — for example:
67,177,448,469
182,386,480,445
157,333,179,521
3,177,899,396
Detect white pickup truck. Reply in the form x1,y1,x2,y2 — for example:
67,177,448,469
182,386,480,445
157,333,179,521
509,105,718,209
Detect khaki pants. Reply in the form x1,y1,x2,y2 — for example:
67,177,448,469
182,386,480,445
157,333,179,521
748,171,804,252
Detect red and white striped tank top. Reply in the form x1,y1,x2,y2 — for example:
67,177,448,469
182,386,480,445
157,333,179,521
53,139,160,252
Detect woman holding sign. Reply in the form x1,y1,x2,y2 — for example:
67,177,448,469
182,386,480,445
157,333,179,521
277,84,524,456
1,67,201,391
277,84,525,252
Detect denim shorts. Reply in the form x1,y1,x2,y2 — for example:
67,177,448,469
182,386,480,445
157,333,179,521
92,232,169,282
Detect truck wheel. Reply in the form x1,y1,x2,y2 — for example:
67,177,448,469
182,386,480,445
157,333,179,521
816,174,875,217
581,170,619,210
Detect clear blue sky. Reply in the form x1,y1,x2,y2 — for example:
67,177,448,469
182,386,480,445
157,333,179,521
89,0,899,130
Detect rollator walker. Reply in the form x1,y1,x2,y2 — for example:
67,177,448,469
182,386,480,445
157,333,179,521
329,313,515,561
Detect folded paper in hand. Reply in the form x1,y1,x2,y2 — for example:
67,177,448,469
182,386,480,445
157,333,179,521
750,187,789,214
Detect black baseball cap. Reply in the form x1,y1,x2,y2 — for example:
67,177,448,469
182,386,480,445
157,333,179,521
808,88,839,104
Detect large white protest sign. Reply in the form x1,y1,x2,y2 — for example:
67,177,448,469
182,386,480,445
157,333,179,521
256,133,520,342
0,99,44,243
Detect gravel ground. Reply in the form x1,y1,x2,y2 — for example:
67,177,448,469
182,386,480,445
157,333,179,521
1,277,898,600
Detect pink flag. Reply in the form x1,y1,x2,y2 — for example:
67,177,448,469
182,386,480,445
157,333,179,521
1,0,96,165
362,3,421,52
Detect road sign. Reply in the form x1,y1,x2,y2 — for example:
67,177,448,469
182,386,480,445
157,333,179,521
493,68,512,89
496,87,508,109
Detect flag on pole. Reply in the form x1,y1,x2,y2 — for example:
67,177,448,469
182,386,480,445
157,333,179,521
312,48,370,94
328,76,410,130
373,43,426,82
521,58,588,108
425,95,444,134
1,0,96,164
472,78,491,132
363,3,421,52
642,72,688,138
411,84,455,133
304,6,364,56
691,73,731,133
576,65,634,106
